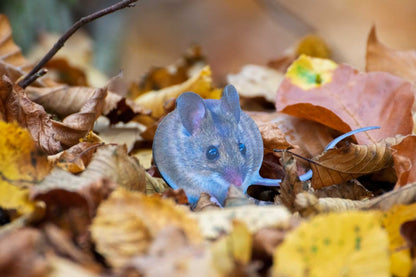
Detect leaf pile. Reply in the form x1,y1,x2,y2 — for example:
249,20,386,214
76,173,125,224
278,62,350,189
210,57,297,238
2,11,416,277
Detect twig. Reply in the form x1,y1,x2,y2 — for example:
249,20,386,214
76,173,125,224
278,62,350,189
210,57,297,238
18,0,138,89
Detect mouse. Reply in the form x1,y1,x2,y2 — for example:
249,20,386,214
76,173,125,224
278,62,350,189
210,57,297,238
153,84,379,205
153,85,280,205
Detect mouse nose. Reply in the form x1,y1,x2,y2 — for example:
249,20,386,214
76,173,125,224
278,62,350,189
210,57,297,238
224,168,243,187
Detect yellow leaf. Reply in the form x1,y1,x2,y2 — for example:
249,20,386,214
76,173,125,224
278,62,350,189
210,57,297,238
134,66,221,120
286,55,337,90
273,211,390,277
382,203,416,277
90,187,201,269
210,221,252,276
295,35,331,59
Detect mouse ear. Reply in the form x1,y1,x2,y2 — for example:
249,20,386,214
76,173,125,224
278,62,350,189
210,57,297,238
176,92,206,135
222,85,241,123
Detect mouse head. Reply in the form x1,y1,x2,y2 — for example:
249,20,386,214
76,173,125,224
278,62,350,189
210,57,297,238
153,85,264,204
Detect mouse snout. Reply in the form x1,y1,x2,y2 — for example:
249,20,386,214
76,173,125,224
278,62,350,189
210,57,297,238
223,168,243,187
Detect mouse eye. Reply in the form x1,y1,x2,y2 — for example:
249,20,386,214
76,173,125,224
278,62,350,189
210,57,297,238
206,145,219,161
238,143,246,155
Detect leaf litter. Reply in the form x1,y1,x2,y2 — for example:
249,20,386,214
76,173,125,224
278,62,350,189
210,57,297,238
2,5,416,277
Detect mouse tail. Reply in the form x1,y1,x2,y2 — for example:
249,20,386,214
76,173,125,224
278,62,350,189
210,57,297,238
251,174,281,187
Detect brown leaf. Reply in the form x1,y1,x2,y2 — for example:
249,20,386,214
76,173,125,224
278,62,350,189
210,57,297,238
309,136,399,189
0,228,49,277
55,142,101,174
193,192,222,212
366,26,416,83
35,144,146,193
314,180,373,200
278,151,305,212
0,77,107,153
25,84,149,124
257,121,292,153
90,188,201,269
400,219,416,248
276,64,414,145
366,183,416,210
392,135,416,187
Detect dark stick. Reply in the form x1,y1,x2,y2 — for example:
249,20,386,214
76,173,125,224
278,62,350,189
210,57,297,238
18,0,138,89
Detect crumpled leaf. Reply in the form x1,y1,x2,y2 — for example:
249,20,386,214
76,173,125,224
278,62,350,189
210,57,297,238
34,144,146,193
25,84,149,124
382,203,416,277
193,205,291,240
314,180,373,200
54,142,101,174
0,77,107,154
227,64,284,103
276,55,414,145
366,26,416,83
133,66,221,125
273,211,390,277
309,136,399,189
90,187,201,269
256,120,292,153
391,135,416,187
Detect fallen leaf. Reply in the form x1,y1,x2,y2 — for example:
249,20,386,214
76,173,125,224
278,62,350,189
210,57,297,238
309,136,399,189
121,227,213,277
314,180,373,200
193,205,291,240
55,142,101,174
34,144,146,193
400,219,416,248
273,211,390,277
257,121,292,153
227,64,283,103
133,66,221,124
382,203,416,277
90,187,201,269
210,221,252,276
131,45,206,97
366,26,416,83
276,55,414,144
391,135,416,187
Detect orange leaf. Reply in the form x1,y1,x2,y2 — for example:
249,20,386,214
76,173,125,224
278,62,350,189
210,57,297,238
391,135,416,187
276,58,414,145
366,26,416,83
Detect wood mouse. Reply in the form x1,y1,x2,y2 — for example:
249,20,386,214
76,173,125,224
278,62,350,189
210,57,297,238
153,84,379,205
153,85,280,205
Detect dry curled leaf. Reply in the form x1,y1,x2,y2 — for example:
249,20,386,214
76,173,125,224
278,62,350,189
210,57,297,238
309,136,400,189
90,188,201,269
276,56,414,145
366,26,416,83
314,180,373,200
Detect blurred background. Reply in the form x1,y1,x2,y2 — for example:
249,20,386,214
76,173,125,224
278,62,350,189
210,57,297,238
1,0,416,84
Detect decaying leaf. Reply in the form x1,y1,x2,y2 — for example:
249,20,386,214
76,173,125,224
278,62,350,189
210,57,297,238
193,205,291,240
0,77,107,154
314,180,373,200
366,26,416,83
257,121,292,153
55,142,101,174
391,135,416,187
34,144,146,193
90,187,201,269
309,136,400,189
382,203,416,277
273,211,390,277
276,55,414,145
400,219,416,248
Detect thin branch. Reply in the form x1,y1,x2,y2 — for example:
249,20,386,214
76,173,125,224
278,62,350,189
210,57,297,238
273,149,318,165
18,0,138,89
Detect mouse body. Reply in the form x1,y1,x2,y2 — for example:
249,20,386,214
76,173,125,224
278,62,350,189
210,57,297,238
153,85,278,204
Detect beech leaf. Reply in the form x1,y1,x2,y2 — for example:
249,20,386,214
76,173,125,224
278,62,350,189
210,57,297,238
366,26,416,83
276,56,414,144
391,135,416,187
